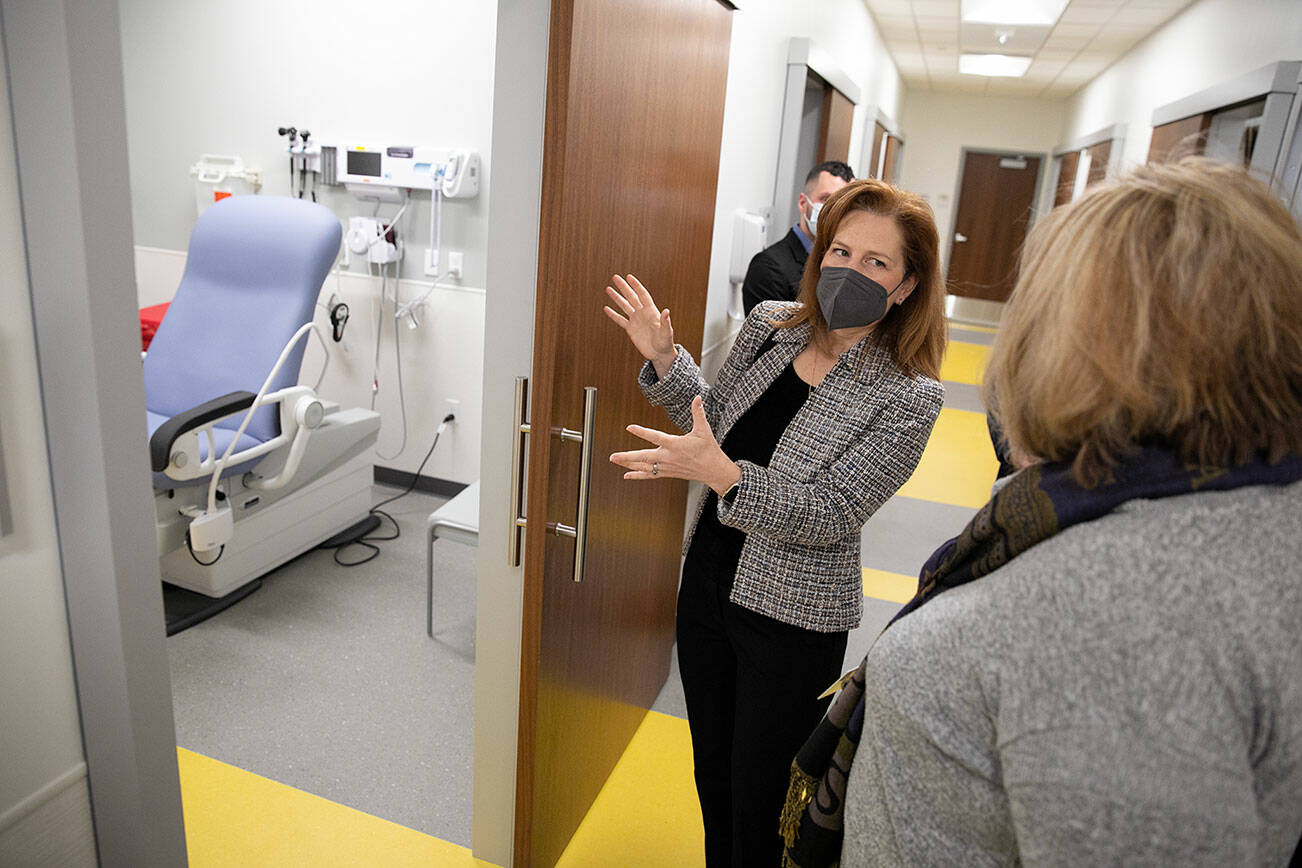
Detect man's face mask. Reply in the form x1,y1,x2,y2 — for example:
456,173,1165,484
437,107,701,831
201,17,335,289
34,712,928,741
806,201,823,238
816,266,907,330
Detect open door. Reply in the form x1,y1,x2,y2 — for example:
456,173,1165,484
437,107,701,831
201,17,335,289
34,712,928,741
512,1,734,865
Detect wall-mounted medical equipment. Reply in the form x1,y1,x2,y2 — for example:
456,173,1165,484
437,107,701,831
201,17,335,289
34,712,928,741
324,144,480,199
278,126,322,201
728,209,769,320
190,154,262,217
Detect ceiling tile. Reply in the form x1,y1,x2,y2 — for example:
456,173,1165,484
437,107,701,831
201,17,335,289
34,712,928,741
1050,22,1102,37
1111,5,1177,25
1041,31,1093,49
872,11,916,25
911,0,960,16
1059,5,1116,24
1034,48,1080,62
865,0,915,13
881,23,920,39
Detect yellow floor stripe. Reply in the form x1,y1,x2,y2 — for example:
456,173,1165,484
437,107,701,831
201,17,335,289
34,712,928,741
951,323,998,334
862,567,917,604
557,711,703,868
898,407,998,509
176,748,498,868
939,340,989,386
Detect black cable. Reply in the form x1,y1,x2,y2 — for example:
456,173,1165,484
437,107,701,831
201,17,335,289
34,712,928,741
186,529,224,566
325,412,456,567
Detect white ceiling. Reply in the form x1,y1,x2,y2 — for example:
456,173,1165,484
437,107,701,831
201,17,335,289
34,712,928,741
862,0,1197,98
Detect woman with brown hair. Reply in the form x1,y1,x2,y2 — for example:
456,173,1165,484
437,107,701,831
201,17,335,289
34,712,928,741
785,158,1302,867
603,178,947,866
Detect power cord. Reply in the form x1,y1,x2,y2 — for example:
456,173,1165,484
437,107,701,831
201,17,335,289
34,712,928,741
325,412,457,567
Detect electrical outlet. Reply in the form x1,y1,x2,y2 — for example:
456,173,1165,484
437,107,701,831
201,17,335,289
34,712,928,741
443,397,460,422
448,251,464,280
424,247,439,277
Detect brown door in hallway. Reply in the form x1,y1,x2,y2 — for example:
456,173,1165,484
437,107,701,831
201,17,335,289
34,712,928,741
1054,150,1080,206
514,0,734,865
946,151,1042,302
1148,114,1210,163
818,86,855,164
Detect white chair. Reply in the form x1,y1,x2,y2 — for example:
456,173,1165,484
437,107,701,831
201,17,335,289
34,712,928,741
426,481,479,638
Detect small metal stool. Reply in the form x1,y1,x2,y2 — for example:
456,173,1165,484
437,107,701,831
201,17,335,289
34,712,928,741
425,481,479,638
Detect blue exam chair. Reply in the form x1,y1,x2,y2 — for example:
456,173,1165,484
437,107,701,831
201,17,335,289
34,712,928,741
147,195,379,599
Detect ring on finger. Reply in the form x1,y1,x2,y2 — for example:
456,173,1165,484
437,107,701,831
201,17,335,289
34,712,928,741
651,461,659,477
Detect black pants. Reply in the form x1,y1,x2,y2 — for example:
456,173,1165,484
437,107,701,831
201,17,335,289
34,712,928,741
676,559,849,868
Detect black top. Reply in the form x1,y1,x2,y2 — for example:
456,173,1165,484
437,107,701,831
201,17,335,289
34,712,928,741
741,228,808,316
686,359,811,589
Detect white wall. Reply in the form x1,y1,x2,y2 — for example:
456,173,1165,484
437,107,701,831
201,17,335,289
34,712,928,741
119,0,495,484
0,49,96,867
897,90,1067,267
700,0,903,377
1063,0,1302,168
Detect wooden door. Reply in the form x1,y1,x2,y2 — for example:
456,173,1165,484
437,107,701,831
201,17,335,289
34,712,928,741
818,87,855,164
1053,150,1079,206
1085,139,1111,186
515,1,733,865
1148,114,1210,163
868,122,886,178
946,151,1042,302
881,134,901,182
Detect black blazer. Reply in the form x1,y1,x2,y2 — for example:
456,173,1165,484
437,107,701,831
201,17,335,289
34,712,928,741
741,228,808,316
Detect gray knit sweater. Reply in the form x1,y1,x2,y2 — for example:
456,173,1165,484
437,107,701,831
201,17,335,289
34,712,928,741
842,480,1302,866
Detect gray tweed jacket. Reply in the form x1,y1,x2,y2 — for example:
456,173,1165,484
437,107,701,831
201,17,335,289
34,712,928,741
638,300,943,632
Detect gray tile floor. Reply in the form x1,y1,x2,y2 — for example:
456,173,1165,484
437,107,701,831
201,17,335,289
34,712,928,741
167,486,476,844
170,483,979,850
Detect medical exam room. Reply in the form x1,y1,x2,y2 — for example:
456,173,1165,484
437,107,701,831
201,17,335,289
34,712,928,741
3,0,1301,865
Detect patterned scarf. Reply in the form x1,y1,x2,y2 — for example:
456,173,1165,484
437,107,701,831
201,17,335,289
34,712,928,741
780,447,1302,868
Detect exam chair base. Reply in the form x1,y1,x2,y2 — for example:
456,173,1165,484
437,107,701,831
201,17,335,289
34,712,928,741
156,416,378,598
163,578,263,636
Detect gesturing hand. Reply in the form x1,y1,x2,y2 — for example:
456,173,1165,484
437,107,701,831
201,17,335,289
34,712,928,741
610,396,741,496
603,273,677,378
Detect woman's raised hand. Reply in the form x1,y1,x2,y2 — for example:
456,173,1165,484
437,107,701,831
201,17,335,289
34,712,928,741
603,274,677,376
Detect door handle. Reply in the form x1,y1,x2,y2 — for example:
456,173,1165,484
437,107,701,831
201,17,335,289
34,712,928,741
954,232,968,243
546,386,597,583
508,376,530,566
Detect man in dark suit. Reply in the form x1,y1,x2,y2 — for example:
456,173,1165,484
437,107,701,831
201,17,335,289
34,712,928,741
741,160,854,315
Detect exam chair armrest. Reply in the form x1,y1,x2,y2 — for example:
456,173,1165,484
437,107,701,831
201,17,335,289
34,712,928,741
149,390,257,471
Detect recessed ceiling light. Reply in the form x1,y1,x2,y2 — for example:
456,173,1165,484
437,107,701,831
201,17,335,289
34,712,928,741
959,53,1033,77
961,0,1069,26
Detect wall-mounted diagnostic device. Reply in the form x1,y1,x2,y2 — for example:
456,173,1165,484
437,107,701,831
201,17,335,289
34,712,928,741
328,144,480,199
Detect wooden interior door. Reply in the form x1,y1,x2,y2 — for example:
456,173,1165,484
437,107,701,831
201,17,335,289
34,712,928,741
1085,139,1111,186
818,87,855,164
1148,114,1210,163
868,121,886,177
881,134,901,182
1054,150,1080,206
946,151,1042,302
515,1,733,865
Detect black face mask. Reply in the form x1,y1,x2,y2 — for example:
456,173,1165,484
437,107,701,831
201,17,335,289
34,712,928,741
816,266,907,330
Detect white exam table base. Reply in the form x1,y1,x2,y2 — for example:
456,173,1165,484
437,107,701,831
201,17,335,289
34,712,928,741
157,406,380,598
426,481,479,639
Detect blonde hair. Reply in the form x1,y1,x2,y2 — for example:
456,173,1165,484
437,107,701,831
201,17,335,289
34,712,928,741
777,178,947,380
984,158,1302,487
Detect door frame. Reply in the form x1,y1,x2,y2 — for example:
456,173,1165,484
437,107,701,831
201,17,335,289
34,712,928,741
943,146,1049,271
773,37,861,233
858,104,904,181
1,0,188,864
